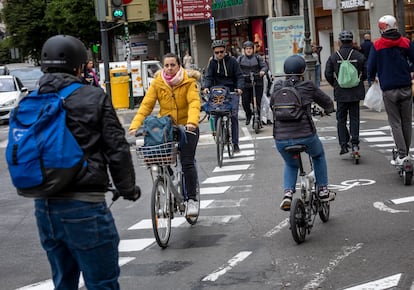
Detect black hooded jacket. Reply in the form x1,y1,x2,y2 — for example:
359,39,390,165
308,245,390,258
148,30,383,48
35,73,136,201
203,54,244,91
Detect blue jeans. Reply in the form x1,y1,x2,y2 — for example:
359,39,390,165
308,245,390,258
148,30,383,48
275,134,328,191
34,199,120,290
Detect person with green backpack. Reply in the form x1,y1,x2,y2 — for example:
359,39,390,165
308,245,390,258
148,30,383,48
325,30,367,155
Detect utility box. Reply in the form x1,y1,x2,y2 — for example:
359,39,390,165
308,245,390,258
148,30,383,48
110,68,129,109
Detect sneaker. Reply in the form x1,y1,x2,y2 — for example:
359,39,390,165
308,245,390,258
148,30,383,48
391,155,409,166
318,186,336,202
280,190,294,211
233,144,240,153
352,145,360,152
267,120,273,125
262,121,267,126
339,145,349,155
186,199,199,217
245,115,251,126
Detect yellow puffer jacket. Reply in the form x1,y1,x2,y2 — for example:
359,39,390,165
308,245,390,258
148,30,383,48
129,69,201,130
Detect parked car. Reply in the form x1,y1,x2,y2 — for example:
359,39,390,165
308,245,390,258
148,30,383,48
0,75,28,123
7,65,43,92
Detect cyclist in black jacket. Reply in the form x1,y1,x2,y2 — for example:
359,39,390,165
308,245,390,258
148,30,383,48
203,39,244,153
271,55,335,211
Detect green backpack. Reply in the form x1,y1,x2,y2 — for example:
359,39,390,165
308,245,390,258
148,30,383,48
335,49,360,88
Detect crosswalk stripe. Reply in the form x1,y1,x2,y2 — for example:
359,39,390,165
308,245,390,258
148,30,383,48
119,239,155,252
202,174,242,184
223,156,255,163
360,131,386,136
128,215,242,230
364,136,395,142
213,164,250,172
200,186,230,195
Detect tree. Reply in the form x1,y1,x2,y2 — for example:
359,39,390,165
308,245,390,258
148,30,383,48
1,0,158,63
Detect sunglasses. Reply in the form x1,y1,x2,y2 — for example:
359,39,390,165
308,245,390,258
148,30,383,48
214,50,225,55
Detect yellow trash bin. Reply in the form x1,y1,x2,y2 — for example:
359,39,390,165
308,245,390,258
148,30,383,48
110,68,129,109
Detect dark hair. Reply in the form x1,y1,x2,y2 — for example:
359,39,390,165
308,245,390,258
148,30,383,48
163,53,181,66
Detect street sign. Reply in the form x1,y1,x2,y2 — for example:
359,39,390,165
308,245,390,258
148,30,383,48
175,0,212,21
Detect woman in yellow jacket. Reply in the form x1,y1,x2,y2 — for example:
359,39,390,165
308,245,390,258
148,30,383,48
129,53,201,217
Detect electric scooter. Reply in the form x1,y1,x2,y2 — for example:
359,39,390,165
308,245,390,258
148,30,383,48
249,72,261,134
391,149,413,185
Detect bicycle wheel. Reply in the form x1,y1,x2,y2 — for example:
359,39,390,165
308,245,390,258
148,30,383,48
290,198,307,244
151,176,171,248
186,181,200,225
318,201,330,223
225,117,234,159
403,170,413,186
253,111,260,134
216,116,224,167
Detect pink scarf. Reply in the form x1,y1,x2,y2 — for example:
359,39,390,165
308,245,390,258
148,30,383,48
162,67,184,87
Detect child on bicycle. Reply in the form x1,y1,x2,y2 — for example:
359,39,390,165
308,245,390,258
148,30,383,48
270,55,336,211
129,53,201,217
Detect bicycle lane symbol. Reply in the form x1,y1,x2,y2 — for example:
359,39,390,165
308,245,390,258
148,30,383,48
329,179,376,192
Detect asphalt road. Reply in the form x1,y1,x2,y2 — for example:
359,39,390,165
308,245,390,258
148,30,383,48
1,86,414,289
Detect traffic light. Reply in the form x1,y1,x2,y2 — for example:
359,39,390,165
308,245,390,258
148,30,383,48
111,0,124,21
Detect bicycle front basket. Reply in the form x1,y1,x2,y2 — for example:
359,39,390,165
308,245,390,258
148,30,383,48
136,142,177,166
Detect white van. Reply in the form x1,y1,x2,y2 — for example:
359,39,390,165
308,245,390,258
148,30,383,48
98,60,162,102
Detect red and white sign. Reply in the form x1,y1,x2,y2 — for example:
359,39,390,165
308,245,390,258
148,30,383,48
174,0,212,21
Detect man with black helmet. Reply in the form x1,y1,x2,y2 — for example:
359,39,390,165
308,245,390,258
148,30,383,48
237,40,268,127
34,35,140,289
368,15,414,165
203,39,244,153
325,30,366,156
271,55,335,211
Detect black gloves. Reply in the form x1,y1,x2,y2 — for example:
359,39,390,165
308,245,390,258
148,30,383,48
120,185,141,201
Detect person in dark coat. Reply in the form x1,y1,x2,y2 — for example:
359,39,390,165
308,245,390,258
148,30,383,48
33,35,140,289
325,30,367,155
271,55,335,211
367,15,414,165
203,39,244,153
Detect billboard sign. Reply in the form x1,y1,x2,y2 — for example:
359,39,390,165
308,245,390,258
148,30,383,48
266,16,305,76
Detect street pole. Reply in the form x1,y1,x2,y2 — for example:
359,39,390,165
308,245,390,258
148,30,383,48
303,0,316,84
167,0,175,53
100,21,112,99
123,6,134,109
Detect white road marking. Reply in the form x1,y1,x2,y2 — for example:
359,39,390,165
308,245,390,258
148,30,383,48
231,149,255,157
200,186,230,195
15,257,136,290
239,143,254,149
205,198,248,208
391,196,414,205
373,202,409,213
0,139,7,148
343,273,402,290
303,243,363,290
223,156,255,163
364,136,395,142
202,251,252,282
202,174,242,184
359,131,386,136
213,164,250,172
119,238,155,252
263,218,289,237
370,143,396,147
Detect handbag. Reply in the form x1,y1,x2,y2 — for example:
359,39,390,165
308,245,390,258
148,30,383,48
364,82,383,112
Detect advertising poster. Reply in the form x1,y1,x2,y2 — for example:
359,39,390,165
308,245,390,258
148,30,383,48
266,16,305,76
251,19,264,54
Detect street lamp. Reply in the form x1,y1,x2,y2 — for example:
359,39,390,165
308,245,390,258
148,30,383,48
303,0,317,83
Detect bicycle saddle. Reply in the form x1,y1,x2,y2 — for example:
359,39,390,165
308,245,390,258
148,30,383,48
284,144,307,153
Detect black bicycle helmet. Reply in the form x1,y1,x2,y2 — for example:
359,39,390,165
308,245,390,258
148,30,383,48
211,39,226,49
283,55,306,75
243,41,254,49
41,35,88,74
338,30,353,42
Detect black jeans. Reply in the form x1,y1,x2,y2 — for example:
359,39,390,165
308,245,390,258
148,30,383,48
336,101,360,147
180,127,199,200
242,85,264,120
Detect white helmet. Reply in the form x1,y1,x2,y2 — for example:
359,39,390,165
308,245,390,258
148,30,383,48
378,15,397,34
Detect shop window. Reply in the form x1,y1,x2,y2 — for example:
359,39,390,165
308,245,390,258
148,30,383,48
282,0,300,16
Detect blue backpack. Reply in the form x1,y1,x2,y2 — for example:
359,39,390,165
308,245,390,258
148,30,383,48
5,83,85,197
204,86,233,114
143,115,174,146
